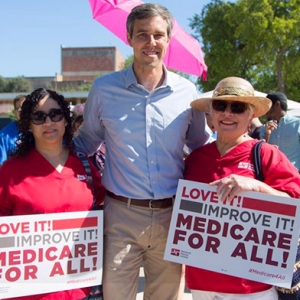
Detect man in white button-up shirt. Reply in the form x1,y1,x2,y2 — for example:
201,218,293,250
75,3,211,299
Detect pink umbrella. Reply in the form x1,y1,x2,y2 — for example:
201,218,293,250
88,0,208,79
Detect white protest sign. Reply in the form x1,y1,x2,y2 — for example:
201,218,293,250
164,179,300,288
0,210,103,298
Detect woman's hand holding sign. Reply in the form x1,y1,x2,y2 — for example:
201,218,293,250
210,174,290,203
210,175,261,203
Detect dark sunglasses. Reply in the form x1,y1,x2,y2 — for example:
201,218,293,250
30,108,64,125
212,100,248,114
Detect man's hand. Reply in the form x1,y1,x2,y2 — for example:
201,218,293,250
265,120,277,142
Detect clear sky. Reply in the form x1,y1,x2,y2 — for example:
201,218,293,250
0,0,211,78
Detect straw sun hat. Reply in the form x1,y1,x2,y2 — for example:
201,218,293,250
191,77,272,118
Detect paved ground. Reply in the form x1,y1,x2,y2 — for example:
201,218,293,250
136,267,192,300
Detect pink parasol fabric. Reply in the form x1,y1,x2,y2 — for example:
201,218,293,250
88,0,208,79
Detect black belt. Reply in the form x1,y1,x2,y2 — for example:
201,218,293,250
107,191,173,209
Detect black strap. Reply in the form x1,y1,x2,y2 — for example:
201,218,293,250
252,141,264,182
77,151,97,209
77,152,104,299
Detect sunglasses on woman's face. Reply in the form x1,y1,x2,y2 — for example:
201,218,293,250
30,108,64,125
212,100,248,114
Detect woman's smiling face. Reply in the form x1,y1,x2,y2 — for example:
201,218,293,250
211,100,254,139
29,96,67,148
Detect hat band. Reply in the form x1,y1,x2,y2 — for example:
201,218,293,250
213,86,253,97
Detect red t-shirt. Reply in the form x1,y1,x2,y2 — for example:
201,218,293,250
184,140,300,294
0,148,105,300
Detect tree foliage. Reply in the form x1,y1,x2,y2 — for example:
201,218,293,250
190,0,300,100
0,76,32,93
122,55,134,69
53,82,92,92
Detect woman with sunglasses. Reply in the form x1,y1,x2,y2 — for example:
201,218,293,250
184,77,300,300
0,88,105,300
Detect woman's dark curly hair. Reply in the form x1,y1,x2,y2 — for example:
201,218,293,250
13,88,74,158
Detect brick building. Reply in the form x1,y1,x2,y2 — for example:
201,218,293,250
0,46,126,117
60,46,125,82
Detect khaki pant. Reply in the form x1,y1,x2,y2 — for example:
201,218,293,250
102,195,182,300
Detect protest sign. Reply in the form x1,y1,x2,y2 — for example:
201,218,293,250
164,179,300,288
0,210,103,298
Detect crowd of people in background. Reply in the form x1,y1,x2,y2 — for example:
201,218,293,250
1,2,300,300
0,94,26,164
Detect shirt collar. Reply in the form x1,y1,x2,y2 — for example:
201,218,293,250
280,113,294,124
124,64,175,91
124,66,138,88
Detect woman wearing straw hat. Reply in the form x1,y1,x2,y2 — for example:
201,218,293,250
184,77,300,299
